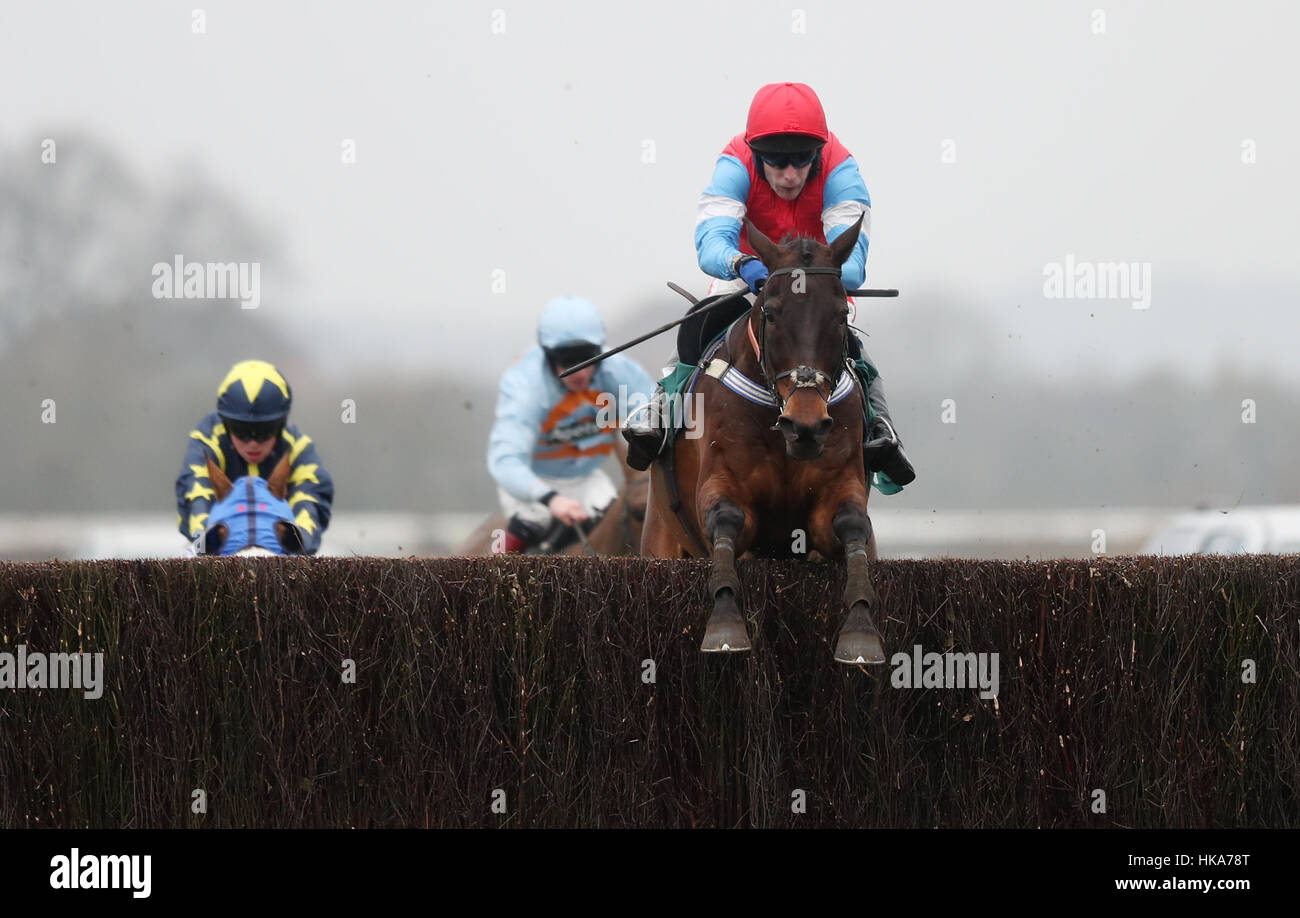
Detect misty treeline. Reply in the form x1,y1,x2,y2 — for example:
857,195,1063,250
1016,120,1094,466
2,135,1295,515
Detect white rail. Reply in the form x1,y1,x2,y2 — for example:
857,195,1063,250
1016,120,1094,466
0,508,1175,561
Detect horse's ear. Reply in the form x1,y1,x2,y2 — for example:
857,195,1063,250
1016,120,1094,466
267,453,292,500
745,219,779,266
207,456,232,502
829,213,865,267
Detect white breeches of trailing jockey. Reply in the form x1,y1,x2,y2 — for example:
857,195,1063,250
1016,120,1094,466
497,468,619,526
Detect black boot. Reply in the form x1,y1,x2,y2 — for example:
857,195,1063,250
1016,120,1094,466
622,383,670,471
859,350,916,487
503,515,547,553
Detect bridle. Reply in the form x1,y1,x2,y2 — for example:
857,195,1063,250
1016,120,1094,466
743,265,851,413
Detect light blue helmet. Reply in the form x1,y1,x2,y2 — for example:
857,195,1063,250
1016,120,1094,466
537,296,607,351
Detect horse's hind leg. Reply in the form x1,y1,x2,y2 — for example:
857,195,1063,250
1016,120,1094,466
832,504,886,665
701,500,751,653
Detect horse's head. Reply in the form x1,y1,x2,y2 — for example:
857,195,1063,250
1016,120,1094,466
745,214,864,460
201,454,303,555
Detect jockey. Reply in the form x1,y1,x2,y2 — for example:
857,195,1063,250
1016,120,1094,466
175,359,334,554
488,296,655,553
623,82,915,488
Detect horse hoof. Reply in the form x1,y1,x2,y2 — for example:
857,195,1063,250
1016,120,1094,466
835,602,885,665
701,622,752,652
701,602,752,653
834,629,885,665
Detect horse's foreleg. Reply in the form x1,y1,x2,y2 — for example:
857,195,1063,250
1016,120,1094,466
701,499,751,652
832,503,886,665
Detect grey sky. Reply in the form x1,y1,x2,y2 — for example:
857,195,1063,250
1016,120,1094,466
3,0,1297,383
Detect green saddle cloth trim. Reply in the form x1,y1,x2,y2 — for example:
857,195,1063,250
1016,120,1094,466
660,320,736,430
656,348,902,496
661,360,698,409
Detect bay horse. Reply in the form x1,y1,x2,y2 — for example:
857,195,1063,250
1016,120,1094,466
641,215,885,664
197,454,305,555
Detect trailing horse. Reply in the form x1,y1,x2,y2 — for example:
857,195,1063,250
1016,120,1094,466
641,215,886,664
196,455,306,556
456,460,649,557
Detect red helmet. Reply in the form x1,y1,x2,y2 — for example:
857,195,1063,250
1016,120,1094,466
744,83,829,152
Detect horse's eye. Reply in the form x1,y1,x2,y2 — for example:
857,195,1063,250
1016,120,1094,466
762,306,776,322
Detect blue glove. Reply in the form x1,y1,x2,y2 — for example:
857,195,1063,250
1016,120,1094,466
738,257,769,294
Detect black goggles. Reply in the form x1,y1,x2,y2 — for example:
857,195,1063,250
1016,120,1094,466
547,344,602,370
757,150,819,169
222,418,283,442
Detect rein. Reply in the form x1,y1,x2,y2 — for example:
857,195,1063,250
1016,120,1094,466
743,265,852,413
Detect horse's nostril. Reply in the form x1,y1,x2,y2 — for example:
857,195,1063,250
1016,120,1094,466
778,414,832,442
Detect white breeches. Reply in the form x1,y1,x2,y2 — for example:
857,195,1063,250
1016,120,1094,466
498,469,619,525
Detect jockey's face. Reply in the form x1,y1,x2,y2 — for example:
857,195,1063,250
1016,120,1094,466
554,362,597,392
762,161,813,201
230,430,277,465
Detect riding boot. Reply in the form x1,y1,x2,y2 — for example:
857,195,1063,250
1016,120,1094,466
858,346,916,487
502,515,547,554
621,354,676,471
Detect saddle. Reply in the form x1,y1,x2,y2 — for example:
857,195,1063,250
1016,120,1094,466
676,293,752,365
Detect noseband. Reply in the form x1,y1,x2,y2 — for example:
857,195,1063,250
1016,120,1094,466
748,265,851,413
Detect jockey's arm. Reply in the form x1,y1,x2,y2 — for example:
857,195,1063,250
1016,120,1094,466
175,419,221,540
279,427,334,555
821,155,872,290
694,153,752,280
487,366,552,505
